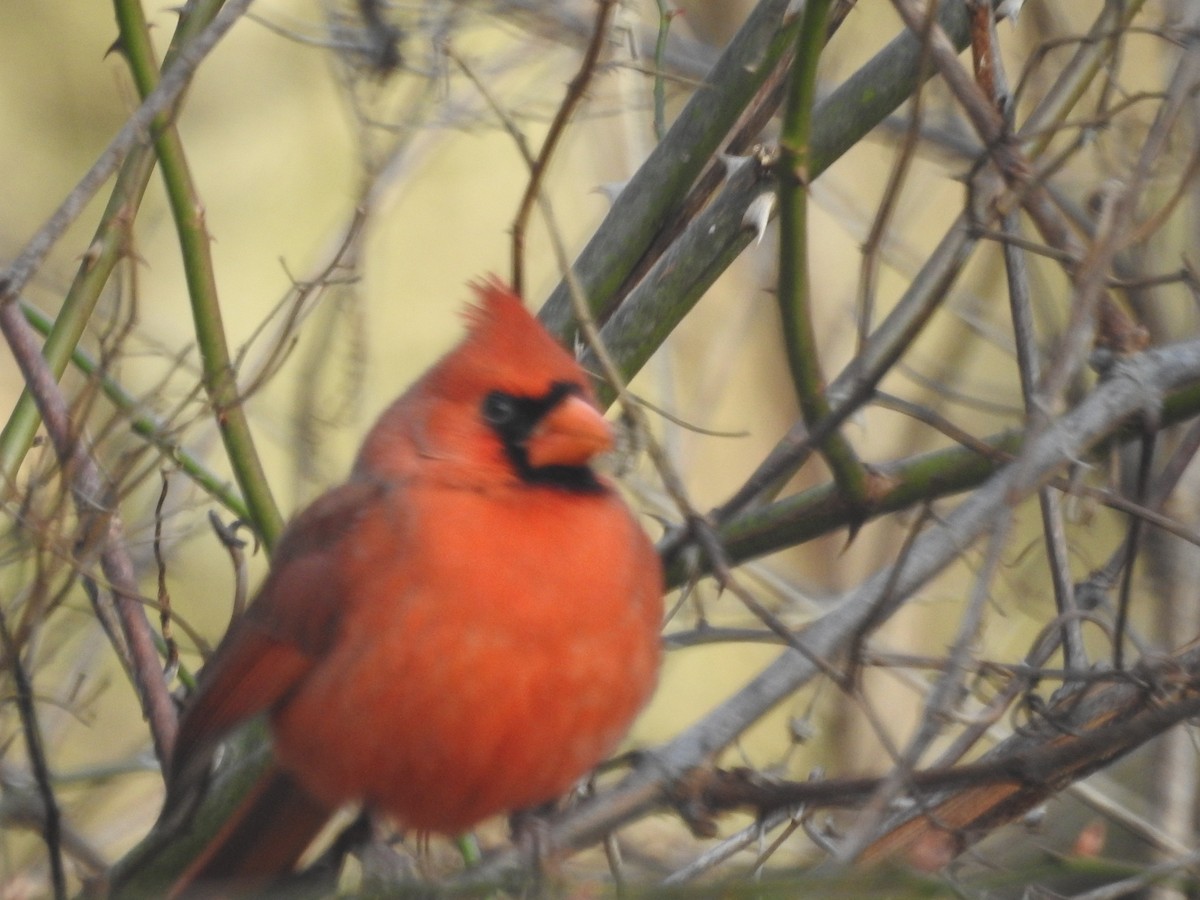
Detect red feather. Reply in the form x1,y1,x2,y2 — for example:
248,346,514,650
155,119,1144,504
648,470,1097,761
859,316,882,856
160,281,663,895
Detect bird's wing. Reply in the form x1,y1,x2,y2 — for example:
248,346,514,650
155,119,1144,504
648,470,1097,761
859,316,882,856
168,764,331,898
169,477,388,788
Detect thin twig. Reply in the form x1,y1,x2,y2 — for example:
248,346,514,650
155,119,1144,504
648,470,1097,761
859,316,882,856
0,607,66,899
651,0,676,141
510,0,617,296
17,301,251,522
0,302,178,764
978,0,1086,669
662,804,800,886
154,471,179,681
840,515,1013,862
0,0,255,306
209,511,251,628
855,0,934,353
454,338,1200,889
0,0,226,489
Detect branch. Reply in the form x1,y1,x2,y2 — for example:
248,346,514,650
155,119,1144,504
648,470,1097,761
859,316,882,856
0,303,178,765
0,0,255,307
510,0,617,295
455,338,1200,887
0,608,66,898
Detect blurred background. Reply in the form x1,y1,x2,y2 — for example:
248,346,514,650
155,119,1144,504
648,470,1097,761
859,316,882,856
2,1,1199,896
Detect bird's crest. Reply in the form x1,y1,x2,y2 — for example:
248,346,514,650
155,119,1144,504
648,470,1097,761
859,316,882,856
445,277,589,399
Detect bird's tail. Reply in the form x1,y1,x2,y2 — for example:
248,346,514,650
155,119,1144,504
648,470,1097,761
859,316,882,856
170,765,332,898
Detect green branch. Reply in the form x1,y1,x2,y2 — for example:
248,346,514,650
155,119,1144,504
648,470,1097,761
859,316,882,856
0,0,225,495
20,302,249,521
663,375,1200,586
774,0,870,517
539,0,799,334
114,0,282,547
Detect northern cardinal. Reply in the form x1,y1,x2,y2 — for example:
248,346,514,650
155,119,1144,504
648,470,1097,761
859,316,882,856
160,280,664,895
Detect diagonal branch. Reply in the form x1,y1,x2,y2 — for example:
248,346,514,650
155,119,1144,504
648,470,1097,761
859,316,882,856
0,0,255,308
454,338,1200,888
0,302,178,765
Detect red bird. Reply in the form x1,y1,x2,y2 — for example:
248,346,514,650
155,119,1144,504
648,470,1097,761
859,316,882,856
162,281,664,894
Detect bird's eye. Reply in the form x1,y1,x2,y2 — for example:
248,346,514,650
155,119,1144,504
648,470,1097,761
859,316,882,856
482,392,518,426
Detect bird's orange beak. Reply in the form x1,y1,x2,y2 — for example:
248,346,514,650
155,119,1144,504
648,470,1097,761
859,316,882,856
525,395,613,468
